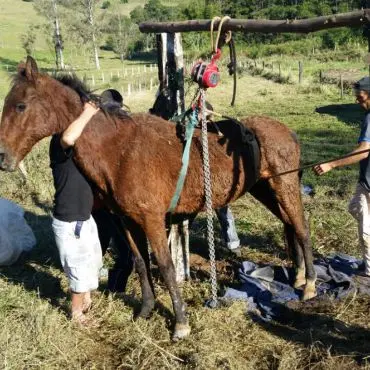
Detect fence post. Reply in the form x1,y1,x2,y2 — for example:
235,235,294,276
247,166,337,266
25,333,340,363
298,61,303,84
340,74,344,99
319,70,322,83
278,62,281,78
156,32,188,282
127,83,131,95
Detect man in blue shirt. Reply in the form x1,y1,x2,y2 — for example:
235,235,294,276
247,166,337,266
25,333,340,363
314,76,370,277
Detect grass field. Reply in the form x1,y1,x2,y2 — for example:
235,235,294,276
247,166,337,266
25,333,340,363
1,1,370,369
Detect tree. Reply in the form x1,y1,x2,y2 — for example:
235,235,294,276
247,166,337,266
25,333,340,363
21,25,37,56
61,0,103,70
33,0,65,69
104,8,139,61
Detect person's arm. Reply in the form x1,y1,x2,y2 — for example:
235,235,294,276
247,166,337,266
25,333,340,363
60,102,99,149
313,141,370,175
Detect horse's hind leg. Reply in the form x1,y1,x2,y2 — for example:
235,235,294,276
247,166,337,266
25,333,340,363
143,215,190,341
249,180,305,288
268,174,317,300
122,218,155,319
284,223,306,288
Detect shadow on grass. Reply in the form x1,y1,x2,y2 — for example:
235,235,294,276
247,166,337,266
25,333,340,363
251,298,370,365
315,103,362,126
0,211,65,310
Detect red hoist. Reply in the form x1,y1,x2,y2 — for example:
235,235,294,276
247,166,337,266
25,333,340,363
191,48,221,89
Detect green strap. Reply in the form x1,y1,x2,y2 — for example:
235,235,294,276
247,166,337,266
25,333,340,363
168,109,198,213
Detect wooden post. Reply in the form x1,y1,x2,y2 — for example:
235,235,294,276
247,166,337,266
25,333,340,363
298,61,303,84
169,220,190,283
340,74,344,99
156,32,188,282
319,70,322,83
278,62,281,77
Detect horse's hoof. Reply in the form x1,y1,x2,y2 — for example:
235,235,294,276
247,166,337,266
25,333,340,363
294,278,306,289
302,289,317,301
172,323,191,341
302,280,317,301
137,306,155,320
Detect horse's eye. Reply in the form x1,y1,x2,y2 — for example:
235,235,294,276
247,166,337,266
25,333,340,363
15,103,26,113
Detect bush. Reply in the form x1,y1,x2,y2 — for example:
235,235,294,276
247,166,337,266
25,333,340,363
120,0,128,3
101,1,111,9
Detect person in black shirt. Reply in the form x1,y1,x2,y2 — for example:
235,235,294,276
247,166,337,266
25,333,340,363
50,103,101,323
92,89,133,293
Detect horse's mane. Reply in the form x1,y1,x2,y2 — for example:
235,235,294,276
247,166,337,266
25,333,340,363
54,73,130,118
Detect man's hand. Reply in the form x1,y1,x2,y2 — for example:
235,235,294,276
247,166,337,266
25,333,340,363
61,102,100,149
313,162,333,176
83,101,99,115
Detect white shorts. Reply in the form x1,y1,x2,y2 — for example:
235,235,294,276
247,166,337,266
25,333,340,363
52,216,103,293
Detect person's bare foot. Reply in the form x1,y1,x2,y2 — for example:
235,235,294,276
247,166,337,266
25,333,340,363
71,310,88,325
82,292,92,313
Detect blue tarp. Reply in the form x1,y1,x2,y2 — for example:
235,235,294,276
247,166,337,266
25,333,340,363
223,253,370,321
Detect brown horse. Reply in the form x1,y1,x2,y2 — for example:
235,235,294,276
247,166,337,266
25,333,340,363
0,57,316,340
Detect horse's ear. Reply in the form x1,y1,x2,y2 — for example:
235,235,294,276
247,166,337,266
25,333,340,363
24,56,39,83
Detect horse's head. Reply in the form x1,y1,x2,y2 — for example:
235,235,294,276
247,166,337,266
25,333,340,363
0,56,82,171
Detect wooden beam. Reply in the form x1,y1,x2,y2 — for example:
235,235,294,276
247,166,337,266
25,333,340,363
140,9,370,34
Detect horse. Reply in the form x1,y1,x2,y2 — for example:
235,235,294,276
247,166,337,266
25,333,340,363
0,56,316,340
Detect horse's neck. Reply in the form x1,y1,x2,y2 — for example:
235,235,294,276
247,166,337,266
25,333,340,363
45,81,83,134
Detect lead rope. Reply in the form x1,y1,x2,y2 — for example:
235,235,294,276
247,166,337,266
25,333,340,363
200,88,218,308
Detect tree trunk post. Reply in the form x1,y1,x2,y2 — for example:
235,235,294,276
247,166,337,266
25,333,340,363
298,61,303,84
156,32,189,282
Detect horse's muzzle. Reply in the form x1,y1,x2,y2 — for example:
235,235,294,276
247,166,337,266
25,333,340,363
0,148,17,172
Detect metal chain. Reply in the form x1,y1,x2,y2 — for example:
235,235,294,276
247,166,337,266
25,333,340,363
200,88,218,308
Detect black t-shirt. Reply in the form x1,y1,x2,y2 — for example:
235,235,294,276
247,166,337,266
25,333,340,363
49,134,93,222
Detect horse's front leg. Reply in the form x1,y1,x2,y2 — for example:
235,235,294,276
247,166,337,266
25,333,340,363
143,215,191,340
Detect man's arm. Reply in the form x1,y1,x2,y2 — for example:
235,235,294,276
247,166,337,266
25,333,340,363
314,141,370,175
60,102,99,149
